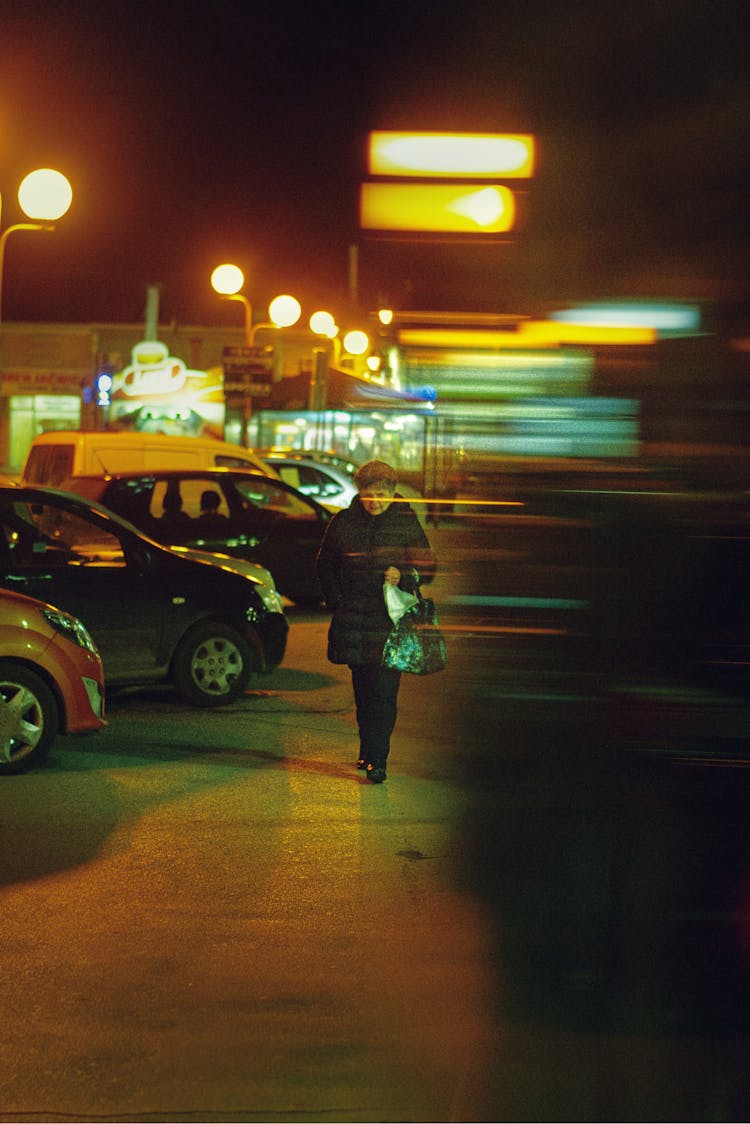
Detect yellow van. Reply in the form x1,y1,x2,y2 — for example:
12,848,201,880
21,431,275,486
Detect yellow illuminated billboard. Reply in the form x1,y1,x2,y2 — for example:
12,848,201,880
368,132,535,178
359,183,516,234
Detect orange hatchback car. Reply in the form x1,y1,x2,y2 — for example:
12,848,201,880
0,588,106,775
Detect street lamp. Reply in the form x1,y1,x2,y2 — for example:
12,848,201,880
267,294,301,330
211,266,306,446
309,310,337,339
342,329,370,358
211,262,254,345
310,314,370,369
0,167,73,325
308,312,372,426
211,266,302,345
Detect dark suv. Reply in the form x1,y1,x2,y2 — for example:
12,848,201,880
65,468,331,603
0,485,288,707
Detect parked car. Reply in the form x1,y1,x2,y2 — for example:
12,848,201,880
0,587,106,774
259,452,358,511
21,430,276,487
65,469,332,603
258,448,428,521
0,485,289,707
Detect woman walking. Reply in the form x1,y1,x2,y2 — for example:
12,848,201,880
316,460,437,783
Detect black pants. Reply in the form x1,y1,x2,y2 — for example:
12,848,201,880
350,664,402,769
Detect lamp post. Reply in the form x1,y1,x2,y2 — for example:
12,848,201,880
309,313,370,372
0,168,73,326
212,266,304,446
211,263,253,344
308,314,371,449
211,263,258,447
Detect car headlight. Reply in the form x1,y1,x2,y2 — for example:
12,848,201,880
251,584,284,614
42,607,100,654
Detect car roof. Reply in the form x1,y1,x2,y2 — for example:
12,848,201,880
261,452,360,477
72,466,265,481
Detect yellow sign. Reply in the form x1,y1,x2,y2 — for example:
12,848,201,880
397,322,656,349
359,183,515,234
368,132,535,178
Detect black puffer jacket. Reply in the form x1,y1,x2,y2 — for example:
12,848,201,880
316,495,437,666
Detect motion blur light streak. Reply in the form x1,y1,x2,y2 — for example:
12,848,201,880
368,132,536,178
396,322,655,347
448,187,508,227
550,302,702,336
359,183,516,233
449,595,588,610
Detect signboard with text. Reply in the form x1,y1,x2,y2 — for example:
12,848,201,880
222,345,274,407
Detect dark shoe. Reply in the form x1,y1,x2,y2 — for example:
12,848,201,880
366,765,387,784
356,758,367,770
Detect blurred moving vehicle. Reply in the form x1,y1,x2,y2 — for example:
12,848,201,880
0,485,288,708
21,430,276,487
0,587,106,775
66,469,331,603
259,451,358,511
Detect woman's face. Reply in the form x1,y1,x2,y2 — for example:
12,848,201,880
358,484,395,517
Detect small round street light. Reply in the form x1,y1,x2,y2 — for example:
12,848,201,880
309,309,338,338
17,169,73,221
268,294,301,329
211,262,245,297
0,166,73,326
342,328,370,356
211,262,254,346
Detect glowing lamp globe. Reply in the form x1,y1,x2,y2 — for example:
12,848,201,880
211,263,244,296
269,294,301,328
343,329,369,356
309,310,338,338
18,169,72,221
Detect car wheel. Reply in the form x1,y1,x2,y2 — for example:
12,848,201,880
0,664,59,775
172,621,253,707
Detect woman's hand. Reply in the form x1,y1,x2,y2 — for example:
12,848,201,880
384,565,401,586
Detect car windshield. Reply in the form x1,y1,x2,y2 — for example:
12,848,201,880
233,477,317,517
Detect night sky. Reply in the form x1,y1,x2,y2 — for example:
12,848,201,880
1,0,747,327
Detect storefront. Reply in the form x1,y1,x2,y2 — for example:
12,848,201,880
243,364,437,488
0,326,92,472
0,324,231,473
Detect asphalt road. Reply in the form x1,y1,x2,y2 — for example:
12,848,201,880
0,604,501,1123
2,549,750,1122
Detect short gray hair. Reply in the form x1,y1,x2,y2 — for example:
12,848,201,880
354,460,397,493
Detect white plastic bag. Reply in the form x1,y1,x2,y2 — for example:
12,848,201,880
383,582,418,625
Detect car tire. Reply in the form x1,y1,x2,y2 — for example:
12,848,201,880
172,621,253,707
0,663,59,775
